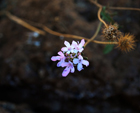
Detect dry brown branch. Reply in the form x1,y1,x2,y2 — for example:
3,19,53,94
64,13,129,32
89,0,140,11
89,0,102,8
89,0,108,27
5,11,118,45
97,7,108,27
5,11,46,35
108,7,140,11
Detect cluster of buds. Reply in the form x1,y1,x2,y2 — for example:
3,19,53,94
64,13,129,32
117,33,136,52
102,24,136,52
51,39,89,77
102,24,122,41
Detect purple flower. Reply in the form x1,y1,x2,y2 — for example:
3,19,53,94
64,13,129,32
73,55,89,71
61,41,74,54
62,61,75,77
51,51,65,67
51,39,89,77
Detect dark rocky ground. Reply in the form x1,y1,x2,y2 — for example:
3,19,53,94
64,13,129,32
0,0,140,113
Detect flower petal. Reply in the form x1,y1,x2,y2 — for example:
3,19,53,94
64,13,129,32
78,55,83,60
78,48,84,53
67,51,70,54
72,41,77,47
61,47,68,52
73,49,78,53
79,39,85,48
61,62,69,67
62,67,70,77
82,60,89,67
70,49,74,53
57,61,62,67
64,41,70,47
77,63,83,71
71,66,75,73
51,56,60,61
58,51,64,57
73,58,79,64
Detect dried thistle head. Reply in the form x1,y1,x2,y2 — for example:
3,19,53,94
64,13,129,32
117,33,136,52
102,24,122,41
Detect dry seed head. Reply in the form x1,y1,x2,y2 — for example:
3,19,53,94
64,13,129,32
117,33,136,52
102,24,122,41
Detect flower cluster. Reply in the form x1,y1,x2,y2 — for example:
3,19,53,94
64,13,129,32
51,39,89,77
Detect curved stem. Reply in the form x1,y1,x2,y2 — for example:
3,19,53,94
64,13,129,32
84,21,102,47
98,7,108,27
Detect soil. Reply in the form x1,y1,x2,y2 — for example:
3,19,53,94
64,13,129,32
0,0,140,113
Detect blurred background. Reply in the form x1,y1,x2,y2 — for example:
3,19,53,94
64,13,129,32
0,0,140,113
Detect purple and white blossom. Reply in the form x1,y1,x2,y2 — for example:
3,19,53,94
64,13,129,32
61,41,75,54
73,55,89,71
51,39,89,77
71,39,85,53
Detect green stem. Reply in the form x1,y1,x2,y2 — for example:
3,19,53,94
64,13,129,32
84,21,102,47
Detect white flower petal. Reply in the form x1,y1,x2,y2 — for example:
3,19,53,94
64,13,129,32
73,49,78,53
79,39,85,48
64,41,70,47
77,63,83,71
78,48,84,53
67,51,70,54
72,41,77,47
71,49,74,53
73,58,79,64
82,60,89,67
61,47,68,52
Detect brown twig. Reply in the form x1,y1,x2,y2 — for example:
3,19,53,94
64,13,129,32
97,7,108,27
36,24,118,45
93,41,118,45
5,11,118,45
89,0,140,11
3,0,138,49
42,26,87,40
108,7,140,11
5,11,46,35
27,19,118,45
89,0,102,8
89,0,108,27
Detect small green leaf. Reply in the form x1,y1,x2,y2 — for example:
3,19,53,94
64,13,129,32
83,57,88,60
103,44,114,54
101,6,114,24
